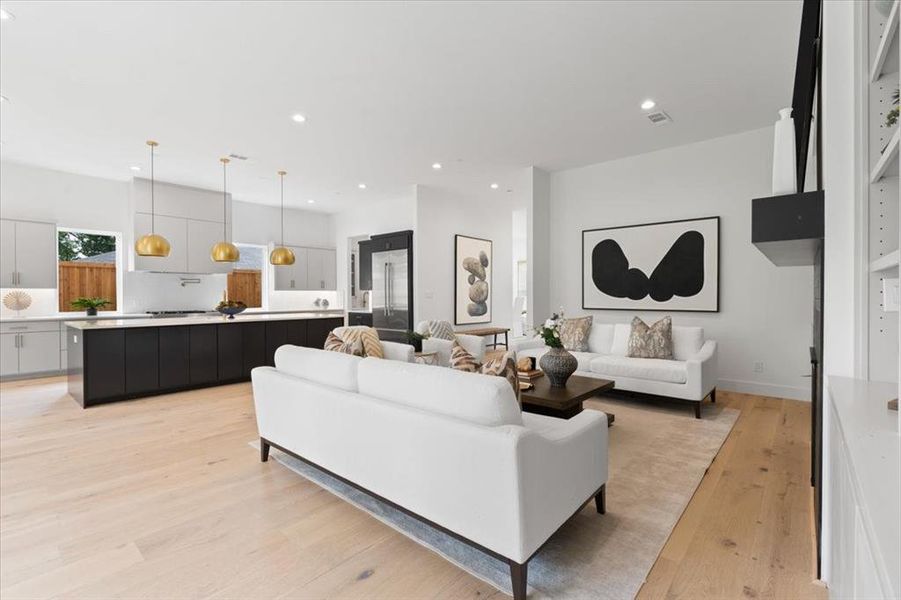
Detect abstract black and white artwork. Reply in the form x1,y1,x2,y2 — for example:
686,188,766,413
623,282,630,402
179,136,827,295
455,235,492,325
582,217,719,312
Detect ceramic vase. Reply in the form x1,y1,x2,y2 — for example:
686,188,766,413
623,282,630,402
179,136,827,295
772,107,797,196
539,347,578,387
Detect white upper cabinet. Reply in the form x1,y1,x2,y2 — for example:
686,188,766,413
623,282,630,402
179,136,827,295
307,248,337,290
273,246,309,290
131,178,227,222
0,218,57,288
186,219,233,274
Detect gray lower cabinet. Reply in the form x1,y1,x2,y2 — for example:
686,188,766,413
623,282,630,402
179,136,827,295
0,324,62,377
0,335,18,376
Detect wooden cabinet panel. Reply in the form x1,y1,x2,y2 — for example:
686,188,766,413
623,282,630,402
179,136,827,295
125,328,159,395
159,326,190,389
0,219,16,287
306,317,343,350
84,330,125,401
242,322,266,377
286,320,308,347
18,331,61,374
189,325,218,384
264,322,287,366
217,324,243,382
14,220,57,288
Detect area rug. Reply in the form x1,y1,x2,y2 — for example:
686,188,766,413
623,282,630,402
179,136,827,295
252,397,739,599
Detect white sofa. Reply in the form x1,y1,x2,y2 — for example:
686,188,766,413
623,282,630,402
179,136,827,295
415,321,488,366
252,346,609,599
512,322,717,418
332,325,416,362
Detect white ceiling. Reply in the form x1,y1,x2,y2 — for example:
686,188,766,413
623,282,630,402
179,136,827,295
0,1,801,213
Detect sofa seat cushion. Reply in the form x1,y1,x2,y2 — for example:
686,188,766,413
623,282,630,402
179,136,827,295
274,345,362,392
357,357,523,427
589,355,687,384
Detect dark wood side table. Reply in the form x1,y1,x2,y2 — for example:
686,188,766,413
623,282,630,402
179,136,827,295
520,374,615,425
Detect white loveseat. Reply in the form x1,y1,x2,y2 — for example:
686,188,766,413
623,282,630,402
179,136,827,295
415,321,488,366
332,326,416,362
512,322,718,418
252,346,609,599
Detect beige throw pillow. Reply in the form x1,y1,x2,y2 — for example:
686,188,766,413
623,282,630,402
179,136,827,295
324,331,363,356
480,350,521,405
559,316,593,352
450,341,479,373
627,316,673,359
340,327,384,359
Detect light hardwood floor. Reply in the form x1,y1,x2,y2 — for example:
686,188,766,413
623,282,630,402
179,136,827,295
0,377,826,599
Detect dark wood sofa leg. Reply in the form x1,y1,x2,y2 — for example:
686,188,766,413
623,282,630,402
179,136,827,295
694,402,701,419
510,561,528,600
260,438,270,462
594,484,606,514
710,388,716,403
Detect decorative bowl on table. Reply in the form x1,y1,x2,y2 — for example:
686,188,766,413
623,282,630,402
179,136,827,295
216,300,247,319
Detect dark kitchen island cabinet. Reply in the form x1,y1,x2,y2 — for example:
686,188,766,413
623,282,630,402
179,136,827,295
66,314,344,407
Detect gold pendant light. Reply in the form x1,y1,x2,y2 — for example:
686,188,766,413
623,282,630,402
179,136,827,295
210,157,240,262
269,170,295,265
135,140,172,257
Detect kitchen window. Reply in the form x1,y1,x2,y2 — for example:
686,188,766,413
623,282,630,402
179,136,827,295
227,243,264,308
57,228,120,312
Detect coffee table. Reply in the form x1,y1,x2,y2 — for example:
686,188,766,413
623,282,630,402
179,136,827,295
520,374,615,424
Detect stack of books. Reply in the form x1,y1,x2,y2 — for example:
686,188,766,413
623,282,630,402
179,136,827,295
518,369,544,382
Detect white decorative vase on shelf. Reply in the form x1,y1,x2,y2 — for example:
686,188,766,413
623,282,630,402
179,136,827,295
772,107,797,196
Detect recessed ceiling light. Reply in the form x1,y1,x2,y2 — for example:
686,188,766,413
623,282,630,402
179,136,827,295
641,99,656,110
291,113,306,123
130,165,141,172
358,183,367,190
0,9,15,21
307,199,315,204
432,162,442,170
490,183,499,190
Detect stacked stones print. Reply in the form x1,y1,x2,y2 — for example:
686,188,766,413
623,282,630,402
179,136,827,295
462,250,489,317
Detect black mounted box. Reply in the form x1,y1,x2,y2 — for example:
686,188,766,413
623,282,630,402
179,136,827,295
752,190,824,266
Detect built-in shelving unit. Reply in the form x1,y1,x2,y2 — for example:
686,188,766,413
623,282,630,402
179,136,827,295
870,248,900,272
871,0,900,81
870,127,900,182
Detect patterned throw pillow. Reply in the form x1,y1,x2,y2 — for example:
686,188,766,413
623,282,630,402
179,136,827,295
424,320,456,341
627,316,673,359
340,327,384,359
480,351,521,405
324,331,363,356
450,341,479,372
559,316,593,352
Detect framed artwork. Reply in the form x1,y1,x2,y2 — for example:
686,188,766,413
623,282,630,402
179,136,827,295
582,216,719,312
455,235,492,325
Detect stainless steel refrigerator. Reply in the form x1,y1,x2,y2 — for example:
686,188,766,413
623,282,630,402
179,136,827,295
371,248,410,334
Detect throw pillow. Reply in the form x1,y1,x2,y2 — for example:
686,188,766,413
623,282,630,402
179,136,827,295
480,350,521,405
324,331,363,356
559,316,593,352
340,327,384,359
450,341,480,373
424,320,456,341
627,316,673,359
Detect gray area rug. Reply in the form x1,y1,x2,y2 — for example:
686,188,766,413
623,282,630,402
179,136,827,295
252,397,739,599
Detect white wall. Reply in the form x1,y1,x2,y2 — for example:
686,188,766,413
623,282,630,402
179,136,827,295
233,200,334,248
547,127,814,400
332,191,417,306
528,167,552,332
415,184,526,331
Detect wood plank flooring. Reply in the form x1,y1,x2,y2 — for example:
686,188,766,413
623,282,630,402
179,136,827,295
0,377,826,599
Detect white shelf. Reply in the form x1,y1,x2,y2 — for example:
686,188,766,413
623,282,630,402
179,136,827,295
870,0,900,82
871,249,900,272
870,128,900,183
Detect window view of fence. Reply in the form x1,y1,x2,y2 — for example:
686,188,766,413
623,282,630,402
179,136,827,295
227,244,263,307
58,231,117,312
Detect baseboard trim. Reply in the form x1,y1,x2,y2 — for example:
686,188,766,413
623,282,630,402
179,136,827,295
718,379,810,402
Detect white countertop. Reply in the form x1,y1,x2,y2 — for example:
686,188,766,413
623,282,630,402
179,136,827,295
64,311,345,330
1,308,344,324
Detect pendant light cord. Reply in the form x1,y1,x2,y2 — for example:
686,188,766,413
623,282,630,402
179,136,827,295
150,143,155,234
280,172,285,246
222,159,228,242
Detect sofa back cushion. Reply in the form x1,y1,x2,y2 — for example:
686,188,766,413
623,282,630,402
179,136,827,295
357,358,523,427
274,345,362,392
672,326,704,360
587,323,615,354
610,323,632,356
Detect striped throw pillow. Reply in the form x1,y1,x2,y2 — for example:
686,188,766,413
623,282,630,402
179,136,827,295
324,332,362,356
480,350,521,404
425,320,456,341
450,341,479,372
340,327,384,359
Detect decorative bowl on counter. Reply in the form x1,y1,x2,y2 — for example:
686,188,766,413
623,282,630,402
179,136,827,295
216,300,247,320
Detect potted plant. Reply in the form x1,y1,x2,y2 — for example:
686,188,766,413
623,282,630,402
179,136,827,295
405,330,428,353
70,297,111,316
535,311,577,387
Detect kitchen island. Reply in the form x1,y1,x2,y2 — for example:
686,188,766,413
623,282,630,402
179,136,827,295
66,312,344,407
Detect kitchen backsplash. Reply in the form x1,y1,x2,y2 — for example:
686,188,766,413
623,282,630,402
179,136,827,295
122,271,228,313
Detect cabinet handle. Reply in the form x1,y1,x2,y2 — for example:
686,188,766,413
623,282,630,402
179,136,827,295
18,334,23,348
9,325,27,330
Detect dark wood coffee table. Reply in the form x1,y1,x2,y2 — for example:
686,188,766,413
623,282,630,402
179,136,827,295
521,374,615,424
